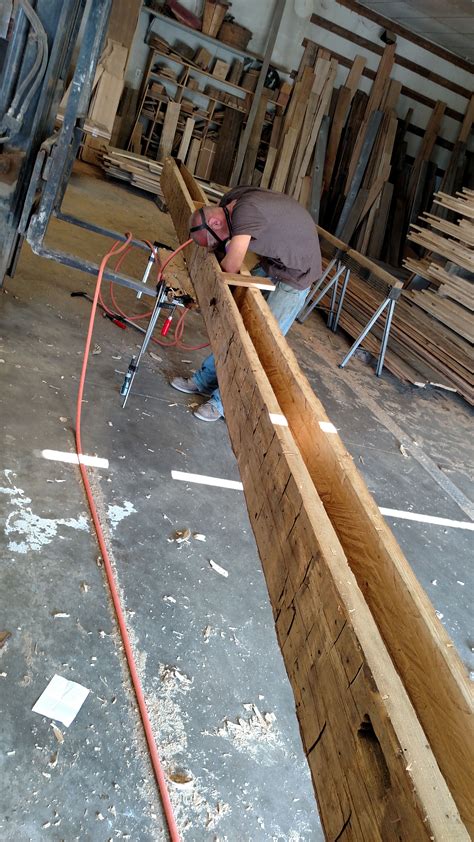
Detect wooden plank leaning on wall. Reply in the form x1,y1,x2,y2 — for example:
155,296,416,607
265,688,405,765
161,157,473,840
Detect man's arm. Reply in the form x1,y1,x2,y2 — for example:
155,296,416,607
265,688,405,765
220,234,252,274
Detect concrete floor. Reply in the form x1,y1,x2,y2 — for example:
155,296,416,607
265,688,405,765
1,170,472,841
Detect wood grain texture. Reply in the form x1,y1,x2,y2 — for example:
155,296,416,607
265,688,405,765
158,101,181,160
161,158,472,839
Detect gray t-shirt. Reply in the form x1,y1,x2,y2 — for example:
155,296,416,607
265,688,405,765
220,186,322,290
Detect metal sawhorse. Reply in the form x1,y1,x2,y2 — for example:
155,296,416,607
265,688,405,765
298,227,404,377
297,254,351,332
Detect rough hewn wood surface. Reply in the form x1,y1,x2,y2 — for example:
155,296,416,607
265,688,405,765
161,158,471,840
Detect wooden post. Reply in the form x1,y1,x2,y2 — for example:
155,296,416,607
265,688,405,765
229,0,286,186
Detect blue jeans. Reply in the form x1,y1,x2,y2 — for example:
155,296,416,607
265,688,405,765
192,266,309,416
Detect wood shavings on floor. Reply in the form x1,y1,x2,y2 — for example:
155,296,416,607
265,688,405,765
208,704,284,764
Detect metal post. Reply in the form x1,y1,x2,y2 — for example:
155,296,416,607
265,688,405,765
339,297,389,369
121,281,167,407
332,267,350,332
298,262,346,325
328,271,339,330
376,297,397,376
26,0,111,248
297,256,337,322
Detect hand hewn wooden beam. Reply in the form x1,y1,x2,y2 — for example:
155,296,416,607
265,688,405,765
234,283,474,834
161,157,471,840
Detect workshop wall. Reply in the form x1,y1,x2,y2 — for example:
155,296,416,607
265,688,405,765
128,0,473,170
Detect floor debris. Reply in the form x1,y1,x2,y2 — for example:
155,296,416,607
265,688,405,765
51,724,64,743
169,528,191,544
32,675,90,727
0,630,11,648
209,560,228,578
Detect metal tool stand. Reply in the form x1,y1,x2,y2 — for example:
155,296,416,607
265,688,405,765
297,256,351,332
136,243,159,300
120,281,192,408
339,285,402,376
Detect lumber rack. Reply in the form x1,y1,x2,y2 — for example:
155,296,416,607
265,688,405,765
301,226,404,376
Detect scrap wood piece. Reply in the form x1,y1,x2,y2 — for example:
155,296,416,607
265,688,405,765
239,88,272,185
287,58,330,195
407,100,447,202
211,107,244,185
323,84,352,189
296,39,319,81
309,114,330,221
433,189,474,220
291,59,337,200
344,54,367,95
345,42,396,189
270,127,299,193
161,157,472,839
367,181,393,259
221,272,275,291
408,229,474,274
158,101,181,160
177,117,195,161
335,110,383,238
260,146,278,189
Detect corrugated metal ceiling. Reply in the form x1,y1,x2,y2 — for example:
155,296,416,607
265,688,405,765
357,0,474,62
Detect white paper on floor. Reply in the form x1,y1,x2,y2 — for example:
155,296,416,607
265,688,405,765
32,674,90,727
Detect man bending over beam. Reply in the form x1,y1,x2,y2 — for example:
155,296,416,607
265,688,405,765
171,185,322,422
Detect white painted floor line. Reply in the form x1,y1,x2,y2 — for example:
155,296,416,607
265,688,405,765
41,449,109,469
172,470,474,530
378,508,474,531
171,470,244,490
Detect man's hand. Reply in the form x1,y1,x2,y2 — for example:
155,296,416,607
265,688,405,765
220,234,252,274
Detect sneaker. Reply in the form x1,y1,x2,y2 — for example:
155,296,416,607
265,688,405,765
170,376,213,397
193,400,223,422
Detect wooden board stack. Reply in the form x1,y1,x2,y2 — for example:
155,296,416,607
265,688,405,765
320,263,474,403
236,29,473,266
102,147,223,204
317,202,473,402
266,58,338,201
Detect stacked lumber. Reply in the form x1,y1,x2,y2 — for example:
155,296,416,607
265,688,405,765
240,32,473,266
102,147,223,204
57,39,128,142
322,266,474,402
267,58,338,202
79,40,128,166
400,187,474,390
316,241,473,404
161,159,473,840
